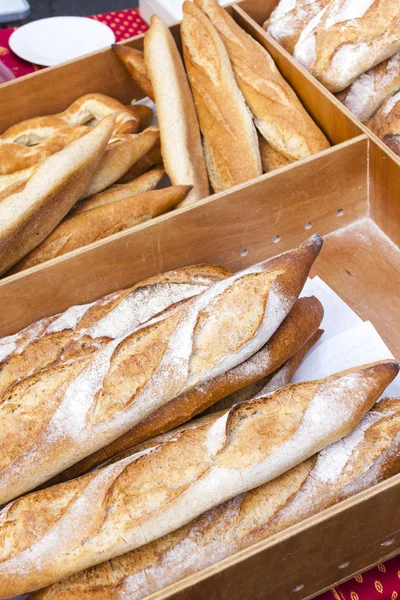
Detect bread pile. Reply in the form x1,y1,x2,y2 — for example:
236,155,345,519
266,0,400,155
114,0,329,196
0,233,398,599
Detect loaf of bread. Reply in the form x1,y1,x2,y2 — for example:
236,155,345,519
337,52,400,122
259,136,293,173
0,265,229,398
0,115,114,276
294,0,400,93
9,185,192,274
144,16,210,205
72,167,165,216
0,93,149,142
207,327,323,414
32,396,400,600
1,360,396,597
181,1,262,192
367,90,400,155
0,235,321,505
118,138,162,183
50,296,324,484
196,0,330,161
0,125,88,176
82,127,160,199
266,0,332,54
113,45,155,101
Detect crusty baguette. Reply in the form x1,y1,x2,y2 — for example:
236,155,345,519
207,327,323,414
144,16,210,205
71,167,165,216
265,0,331,54
118,139,163,183
367,90,400,155
0,125,88,176
181,1,262,192
49,296,324,484
1,361,397,597
82,127,160,199
336,52,400,122
0,235,322,505
0,265,229,398
9,185,191,274
0,115,114,276
113,45,155,101
31,396,400,600
196,0,330,161
259,136,292,173
294,0,400,93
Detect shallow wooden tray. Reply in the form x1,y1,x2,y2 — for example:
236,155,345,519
0,3,399,599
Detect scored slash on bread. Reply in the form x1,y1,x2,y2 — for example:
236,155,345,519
30,395,400,600
1,360,397,597
8,185,193,275
0,114,115,276
294,0,400,93
144,15,210,206
49,295,324,484
0,235,322,505
181,1,262,192
195,0,330,161
0,264,229,397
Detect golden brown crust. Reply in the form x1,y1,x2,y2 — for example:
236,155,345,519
113,45,155,101
9,185,191,273
118,140,163,183
181,1,261,192
71,167,165,216
259,136,292,173
0,115,114,276
367,91,400,155
51,296,324,483
196,0,330,161
4,361,397,597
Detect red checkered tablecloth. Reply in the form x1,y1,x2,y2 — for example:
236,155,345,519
0,8,399,600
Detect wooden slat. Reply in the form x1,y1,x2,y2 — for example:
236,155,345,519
237,0,278,25
232,5,363,146
313,218,400,359
0,136,368,336
134,473,400,600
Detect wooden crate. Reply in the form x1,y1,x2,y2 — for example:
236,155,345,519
0,3,399,600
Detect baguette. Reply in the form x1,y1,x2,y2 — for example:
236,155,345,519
9,185,192,274
336,52,400,122
181,2,262,192
207,327,323,414
144,16,210,205
0,235,322,505
196,0,330,161
0,125,88,176
0,115,114,276
118,139,162,183
0,264,229,398
113,45,155,101
50,296,324,484
259,136,292,173
367,90,400,155
82,127,160,199
71,167,165,216
1,361,397,597
294,0,400,93
265,0,331,54
32,396,400,600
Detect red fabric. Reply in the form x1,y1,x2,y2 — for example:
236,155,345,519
317,555,400,600
0,8,149,79
0,7,399,600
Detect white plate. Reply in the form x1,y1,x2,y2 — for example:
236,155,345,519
9,16,115,67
